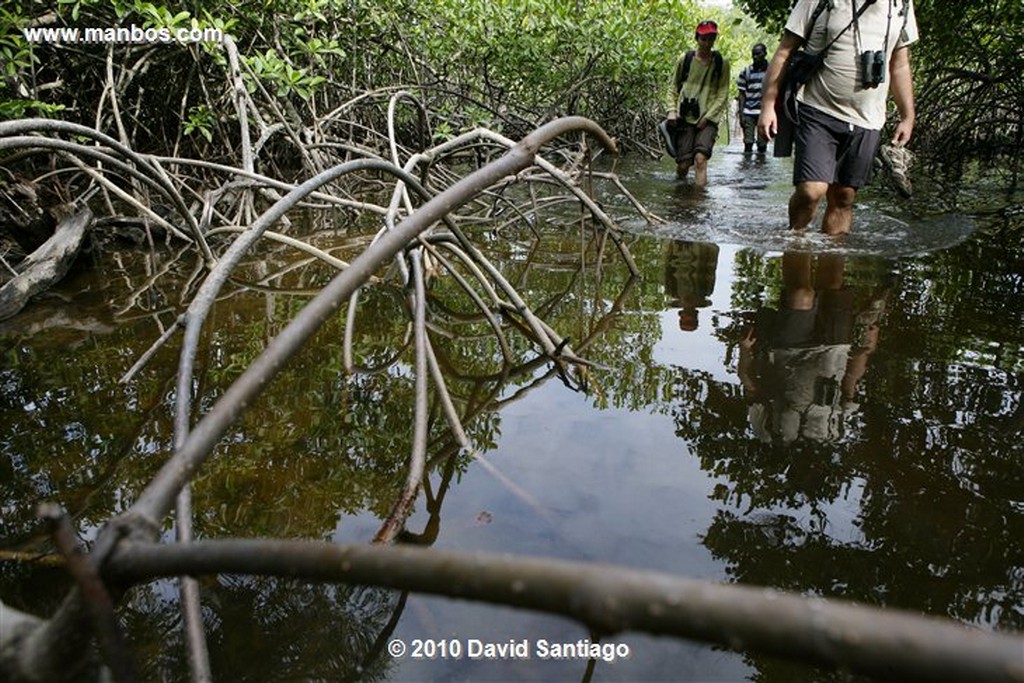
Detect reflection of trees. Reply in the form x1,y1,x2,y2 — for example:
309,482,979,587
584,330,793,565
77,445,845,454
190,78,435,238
0,112,657,681
198,578,398,682
0,323,178,547
120,577,399,682
659,247,1024,680
0,118,668,680
647,242,1024,675
0,241,637,677
4,163,1024,679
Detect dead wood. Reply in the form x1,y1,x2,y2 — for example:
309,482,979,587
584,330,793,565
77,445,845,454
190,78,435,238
0,208,92,321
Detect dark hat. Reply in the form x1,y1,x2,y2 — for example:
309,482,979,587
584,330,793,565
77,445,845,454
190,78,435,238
695,20,718,36
752,43,767,57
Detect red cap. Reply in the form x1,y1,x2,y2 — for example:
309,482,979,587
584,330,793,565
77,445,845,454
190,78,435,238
695,20,718,36
679,309,699,332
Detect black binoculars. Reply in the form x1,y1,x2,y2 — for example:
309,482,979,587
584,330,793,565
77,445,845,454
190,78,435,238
679,97,700,119
675,96,700,119
860,50,885,88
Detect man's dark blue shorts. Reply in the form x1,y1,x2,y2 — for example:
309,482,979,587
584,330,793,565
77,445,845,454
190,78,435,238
794,105,881,188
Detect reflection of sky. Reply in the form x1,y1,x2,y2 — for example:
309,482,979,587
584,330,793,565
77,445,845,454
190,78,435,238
654,243,742,383
394,378,753,681
374,171,880,677
453,383,727,573
326,222,758,677
331,140,997,679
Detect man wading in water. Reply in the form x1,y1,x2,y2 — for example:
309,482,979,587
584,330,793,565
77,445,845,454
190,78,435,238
736,43,770,156
757,0,918,235
664,20,731,187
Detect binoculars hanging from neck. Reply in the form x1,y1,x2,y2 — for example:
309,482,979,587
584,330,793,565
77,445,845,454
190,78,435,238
860,50,885,88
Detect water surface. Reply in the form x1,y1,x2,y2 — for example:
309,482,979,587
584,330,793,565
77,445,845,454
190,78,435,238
1,140,1022,682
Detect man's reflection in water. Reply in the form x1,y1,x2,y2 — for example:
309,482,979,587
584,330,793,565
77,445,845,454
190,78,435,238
664,240,719,332
738,252,887,443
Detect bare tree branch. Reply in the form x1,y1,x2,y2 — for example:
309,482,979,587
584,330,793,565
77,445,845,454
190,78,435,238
130,117,616,526
107,539,1024,683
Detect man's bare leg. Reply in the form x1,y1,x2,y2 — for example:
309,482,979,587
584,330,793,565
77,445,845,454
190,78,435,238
821,184,857,236
815,252,845,290
788,180,828,230
694,152,709,187
676,160,693,180
781,251,815,310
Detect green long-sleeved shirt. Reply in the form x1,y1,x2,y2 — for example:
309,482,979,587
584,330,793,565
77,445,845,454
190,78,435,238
666,51,731,127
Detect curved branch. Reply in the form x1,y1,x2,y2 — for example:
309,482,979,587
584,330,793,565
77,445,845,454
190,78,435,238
107,539,1024,683
222,36,253,176
373,248,429,544
164,158,420,541
130,116,616,525
418,237,514,364
205,226,354,272
387,90,429,169
0,119,211,264
148,155,390,215
0,137,192,243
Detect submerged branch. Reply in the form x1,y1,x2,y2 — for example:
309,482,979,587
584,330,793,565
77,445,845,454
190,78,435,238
373,248,430,544
0,116,650,681
0,119,212,264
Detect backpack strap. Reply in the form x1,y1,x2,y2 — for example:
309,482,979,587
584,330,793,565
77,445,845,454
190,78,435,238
675,50,724,95
793,0,832,68
821,0,875,56
675,50,696,96
804,0,831,42
898,0,911,43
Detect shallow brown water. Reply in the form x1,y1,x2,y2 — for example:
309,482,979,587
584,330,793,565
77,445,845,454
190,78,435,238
1,140,1022,681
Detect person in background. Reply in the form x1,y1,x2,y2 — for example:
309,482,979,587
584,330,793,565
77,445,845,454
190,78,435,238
736,43,770,156
757,0,918,235
665,19,731,187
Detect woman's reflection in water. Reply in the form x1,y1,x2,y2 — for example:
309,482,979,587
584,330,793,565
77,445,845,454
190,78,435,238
737,252,889,443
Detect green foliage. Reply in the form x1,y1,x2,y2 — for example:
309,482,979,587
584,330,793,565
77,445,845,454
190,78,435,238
246,48,326,98
2,0,1019,175
395,0,716,142
0,99,64,119
55,0,86,22
0,90,65,120
0,0,777,155
183,103,214,142
911,0,1024,182
733,0,789,34
133,1,191,31
0,10,35,77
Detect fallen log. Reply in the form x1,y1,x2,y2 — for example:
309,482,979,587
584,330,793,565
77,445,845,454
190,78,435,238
0,208,91,321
